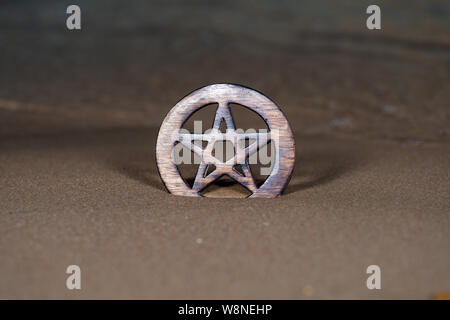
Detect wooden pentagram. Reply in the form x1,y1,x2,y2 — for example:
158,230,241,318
156,84,295,198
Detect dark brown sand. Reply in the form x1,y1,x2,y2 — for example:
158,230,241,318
0,0,449,299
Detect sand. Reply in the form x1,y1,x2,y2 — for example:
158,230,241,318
0,0,449,299
1,109,448,299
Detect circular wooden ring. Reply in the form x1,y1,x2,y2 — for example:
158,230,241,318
156,83,295,198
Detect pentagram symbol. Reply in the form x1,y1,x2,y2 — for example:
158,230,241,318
178,103,271,193
156,84,295,198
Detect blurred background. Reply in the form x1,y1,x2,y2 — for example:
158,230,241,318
1,0,449,141
0,0,449,299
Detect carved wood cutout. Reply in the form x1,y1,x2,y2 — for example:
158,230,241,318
156,84,295,198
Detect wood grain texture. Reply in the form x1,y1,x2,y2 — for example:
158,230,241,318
156,84,295,198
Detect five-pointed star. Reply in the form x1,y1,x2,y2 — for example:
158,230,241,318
177,102,271,193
